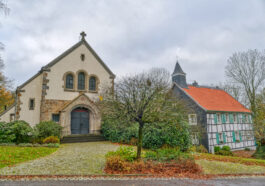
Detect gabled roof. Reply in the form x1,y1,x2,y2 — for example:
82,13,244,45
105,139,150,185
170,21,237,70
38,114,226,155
18,37,115,89
0,103,16,117
172,61,185,75
181,85,251,113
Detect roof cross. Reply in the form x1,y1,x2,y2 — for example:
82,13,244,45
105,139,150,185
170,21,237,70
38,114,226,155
80,31,86,40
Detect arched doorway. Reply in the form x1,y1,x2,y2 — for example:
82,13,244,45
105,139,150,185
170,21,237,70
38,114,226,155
71,107,89,134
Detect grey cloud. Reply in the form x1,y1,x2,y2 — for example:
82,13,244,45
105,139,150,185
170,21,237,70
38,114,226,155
1,0,265,87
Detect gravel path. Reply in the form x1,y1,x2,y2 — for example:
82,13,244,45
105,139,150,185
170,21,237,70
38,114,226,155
0,142,119,175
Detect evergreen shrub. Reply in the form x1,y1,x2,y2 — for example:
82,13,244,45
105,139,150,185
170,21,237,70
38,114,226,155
101,118,191,151
34,121,62,139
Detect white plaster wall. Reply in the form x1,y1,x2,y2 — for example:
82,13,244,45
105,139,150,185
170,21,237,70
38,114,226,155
19,74,42,127
46,44,112,101
0,106,15,122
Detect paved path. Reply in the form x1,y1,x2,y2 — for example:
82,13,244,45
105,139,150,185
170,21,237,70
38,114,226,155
0,177,265,186
0,142,119,175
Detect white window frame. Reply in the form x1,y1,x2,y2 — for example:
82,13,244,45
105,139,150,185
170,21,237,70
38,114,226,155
219,132,224,143
225,114,229,123
235,131,240,141
188,114,197,125
191,133,199,145
233,114,237,123
217,113,221,124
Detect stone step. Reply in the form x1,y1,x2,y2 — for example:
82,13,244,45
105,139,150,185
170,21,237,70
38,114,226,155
61,134,106,143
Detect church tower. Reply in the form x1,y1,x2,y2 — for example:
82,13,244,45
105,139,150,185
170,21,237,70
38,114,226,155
172,61,188,88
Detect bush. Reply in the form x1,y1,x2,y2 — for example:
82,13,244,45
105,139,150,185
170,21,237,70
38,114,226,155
214,146,233,156
0,122,16,143
34,121,62,139
253,145,265,159
43,136,60,144
145,148,191,162
193,145,208,153
105,155,128,172
214,146,221,153
222,146,231,152
10,120,33,144
245,147,251,151
0,121,33,144
106,146,136,162
102,118,191,151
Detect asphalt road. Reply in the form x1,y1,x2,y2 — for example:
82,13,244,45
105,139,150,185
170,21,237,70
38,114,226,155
0,177,265,186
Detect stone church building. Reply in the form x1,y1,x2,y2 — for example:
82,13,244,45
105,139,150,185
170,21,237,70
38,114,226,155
0,32,115,136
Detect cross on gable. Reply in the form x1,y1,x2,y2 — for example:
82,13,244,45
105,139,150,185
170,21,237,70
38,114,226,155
80,31,86,40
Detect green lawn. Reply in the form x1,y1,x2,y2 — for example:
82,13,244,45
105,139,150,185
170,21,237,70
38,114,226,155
196,159,265,174
0,146,58,169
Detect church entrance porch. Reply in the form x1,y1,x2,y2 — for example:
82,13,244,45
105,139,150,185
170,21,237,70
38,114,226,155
71,107,89,134
57,94,101,136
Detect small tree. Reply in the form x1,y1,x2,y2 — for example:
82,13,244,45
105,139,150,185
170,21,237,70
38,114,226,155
225,49,265,118
99,68,188,159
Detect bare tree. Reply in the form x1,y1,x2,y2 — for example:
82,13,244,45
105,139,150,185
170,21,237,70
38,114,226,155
99,68,186,159
225,49,265,118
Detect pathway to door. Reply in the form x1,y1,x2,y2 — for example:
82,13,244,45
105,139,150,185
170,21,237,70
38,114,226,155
0,142,120,175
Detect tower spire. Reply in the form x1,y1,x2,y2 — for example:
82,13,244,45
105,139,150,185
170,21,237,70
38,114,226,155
172,61,188,88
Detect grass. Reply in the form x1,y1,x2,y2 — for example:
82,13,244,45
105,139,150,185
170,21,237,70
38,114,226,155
196,159,265,174
0,146,58,169
0,142,120,175
194,153,265,167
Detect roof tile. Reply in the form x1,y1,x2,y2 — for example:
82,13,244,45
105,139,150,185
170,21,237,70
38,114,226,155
182,85,251,113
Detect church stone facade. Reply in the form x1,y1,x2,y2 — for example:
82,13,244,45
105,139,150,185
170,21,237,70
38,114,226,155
0,32,115,136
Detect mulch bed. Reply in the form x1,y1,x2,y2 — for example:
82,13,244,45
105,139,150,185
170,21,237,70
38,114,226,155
232,150,255,158
104,157,211,179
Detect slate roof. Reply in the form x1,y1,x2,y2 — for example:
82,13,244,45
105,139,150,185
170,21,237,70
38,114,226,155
182,85,251,113
172,61,185,75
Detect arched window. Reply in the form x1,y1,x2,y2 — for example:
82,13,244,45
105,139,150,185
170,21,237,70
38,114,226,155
66,74,74,89
89,76,96,91
78,72,85,90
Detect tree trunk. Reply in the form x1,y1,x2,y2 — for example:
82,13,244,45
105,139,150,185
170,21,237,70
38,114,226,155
136,122,144,160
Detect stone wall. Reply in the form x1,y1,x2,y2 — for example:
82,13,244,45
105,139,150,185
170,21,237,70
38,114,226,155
40,99,71,121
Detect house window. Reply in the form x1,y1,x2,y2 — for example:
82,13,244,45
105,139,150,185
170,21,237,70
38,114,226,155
245,114,249,123
89,76,97,91
52,114,60,122
238,114,243,123
235,131,240,141
233,114,237,123
9,114,15,122
217,114,221,124
191,133,199,145
216,132,224,144
29,98,35,110
233,131,242,142
225,114,229,123
66,74,74,89
78,72,85,90
188,114,197,125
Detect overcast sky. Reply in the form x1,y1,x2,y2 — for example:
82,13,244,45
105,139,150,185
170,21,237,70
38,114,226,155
1,0,265,88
